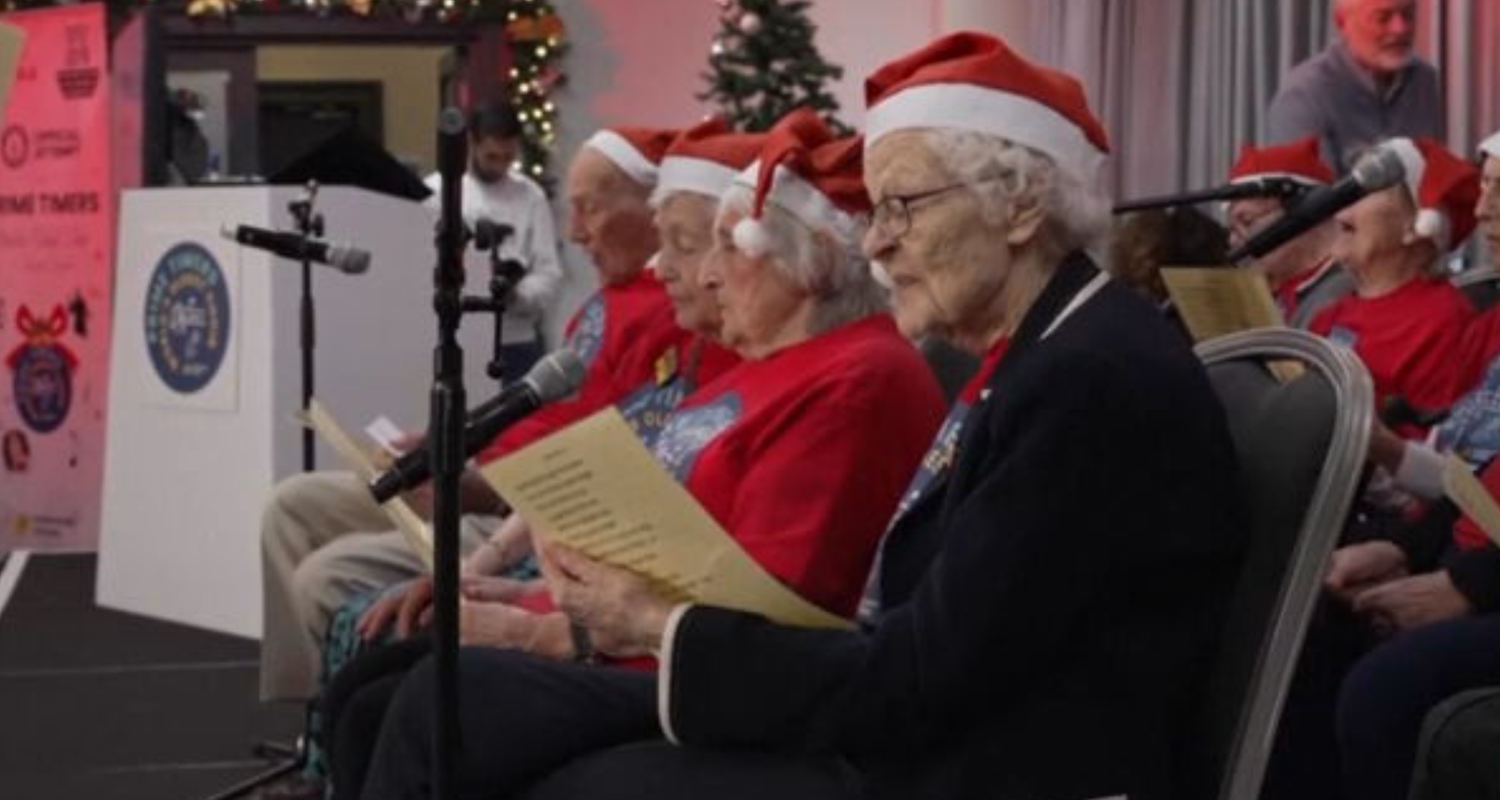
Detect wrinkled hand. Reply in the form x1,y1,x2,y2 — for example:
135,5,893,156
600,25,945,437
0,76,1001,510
458,599,544,649
1325,541,1408,604
541,543,675,658
460,574,533,603
1354,571,1472,634
462,515,535,577
356,576,435,642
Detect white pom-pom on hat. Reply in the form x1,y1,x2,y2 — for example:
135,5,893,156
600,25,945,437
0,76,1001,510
1413,209,1448,243
732,217,772,257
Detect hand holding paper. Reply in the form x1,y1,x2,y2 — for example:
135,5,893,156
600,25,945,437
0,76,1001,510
301,400,435,569
543,542,675,657
1443,454,1500,549
481,408,853,630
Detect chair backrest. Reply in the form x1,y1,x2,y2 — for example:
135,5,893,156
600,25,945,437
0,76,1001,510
1453,268,1500,313
1181,328,1372,800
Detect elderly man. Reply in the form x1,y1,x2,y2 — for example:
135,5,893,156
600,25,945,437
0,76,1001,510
1268,0,1443,173
257,125,676,704
531,32,1246,800
1225,137,1351,327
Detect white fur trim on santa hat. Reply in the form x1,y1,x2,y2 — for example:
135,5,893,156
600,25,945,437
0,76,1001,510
1229,171,1327,188
659,156,739,200
865,83,1107,184
1481,131,1500,161
585,130,659,187
731,160,865,248
1380,138,1451,247
1382,138,1427,207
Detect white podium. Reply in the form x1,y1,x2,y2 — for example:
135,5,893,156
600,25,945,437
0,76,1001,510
98,185,512,638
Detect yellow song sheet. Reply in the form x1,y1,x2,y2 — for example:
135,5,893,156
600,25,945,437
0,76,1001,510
1443,453,1500,549
1161,266,1285,343
0,24,23,124
481,408,854,630
301,400,435,569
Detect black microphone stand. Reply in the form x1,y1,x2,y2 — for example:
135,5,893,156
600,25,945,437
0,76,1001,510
430,107,470,800
288,181,324,472
465,222,529,385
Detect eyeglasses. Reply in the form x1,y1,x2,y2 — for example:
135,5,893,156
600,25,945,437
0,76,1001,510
870,182,970,241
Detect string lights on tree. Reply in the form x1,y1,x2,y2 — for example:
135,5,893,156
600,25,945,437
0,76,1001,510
699,0,847,133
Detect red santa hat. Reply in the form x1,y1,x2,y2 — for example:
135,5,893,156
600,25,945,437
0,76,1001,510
1382,137,1481,250
862,31,1110,185
1228,137,1335,187
1480,131,1500,162
658,117,768,200
582,125,678,187
729,108,868,257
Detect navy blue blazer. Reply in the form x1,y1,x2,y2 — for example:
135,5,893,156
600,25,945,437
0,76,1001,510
662,255,1248,800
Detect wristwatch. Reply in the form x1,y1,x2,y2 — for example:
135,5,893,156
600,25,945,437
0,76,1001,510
569,621,599,664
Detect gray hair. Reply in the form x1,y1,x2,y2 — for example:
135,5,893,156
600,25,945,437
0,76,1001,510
917,128,1111,257
716,184,889,335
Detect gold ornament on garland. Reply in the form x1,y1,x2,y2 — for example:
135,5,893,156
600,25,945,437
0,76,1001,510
186,0,236,19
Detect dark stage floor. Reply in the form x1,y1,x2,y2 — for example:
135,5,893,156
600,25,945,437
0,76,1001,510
0,553,301,800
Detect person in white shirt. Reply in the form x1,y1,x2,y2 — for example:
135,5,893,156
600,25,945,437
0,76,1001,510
423,102,563,382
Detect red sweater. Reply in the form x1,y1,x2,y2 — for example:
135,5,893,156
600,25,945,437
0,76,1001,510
1310,277,1474,414
653,315,947,617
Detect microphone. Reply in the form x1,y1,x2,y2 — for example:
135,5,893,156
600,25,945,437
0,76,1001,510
1226,145,1407,263
367,349,587,503
1113,177,1310,214
221,224,372,275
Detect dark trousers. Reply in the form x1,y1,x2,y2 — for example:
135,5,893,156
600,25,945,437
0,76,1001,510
320,636,434,800
362,647,658,800
1339,616,1500,800
1265,605,1500,800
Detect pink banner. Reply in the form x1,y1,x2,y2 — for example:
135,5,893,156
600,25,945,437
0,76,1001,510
0,4,113,552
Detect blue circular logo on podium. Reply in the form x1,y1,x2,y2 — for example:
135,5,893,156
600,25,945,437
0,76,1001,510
144,243,231,394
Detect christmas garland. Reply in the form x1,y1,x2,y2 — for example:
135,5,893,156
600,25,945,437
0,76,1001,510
0,0,567,185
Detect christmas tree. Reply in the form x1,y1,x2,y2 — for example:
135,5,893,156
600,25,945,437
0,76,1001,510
699,0,848,133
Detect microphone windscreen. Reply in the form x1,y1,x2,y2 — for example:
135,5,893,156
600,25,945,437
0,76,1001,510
524,349,587,402
1352,145,1406,191
332,245,371,275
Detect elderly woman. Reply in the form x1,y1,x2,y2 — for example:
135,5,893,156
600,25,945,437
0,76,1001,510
538,33,1245,800
344,109,946,800
1265,132,1500,800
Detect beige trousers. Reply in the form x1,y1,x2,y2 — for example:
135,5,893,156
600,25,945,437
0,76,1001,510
258,471,488,702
